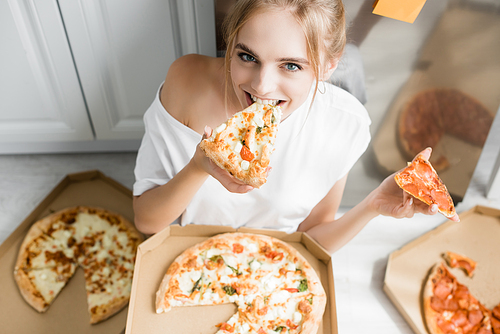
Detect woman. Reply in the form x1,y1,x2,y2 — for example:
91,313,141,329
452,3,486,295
133,0,458,254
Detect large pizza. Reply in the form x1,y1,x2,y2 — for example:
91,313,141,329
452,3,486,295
155,232,327,334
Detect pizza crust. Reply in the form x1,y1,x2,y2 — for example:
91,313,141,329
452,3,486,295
200,140,267,188
422,263,446,334
90,295,129,324
14,267,49,312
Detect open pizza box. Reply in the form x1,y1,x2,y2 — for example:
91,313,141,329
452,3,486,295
0,170,137,334
383,205,500,334
372,5,500,203
125,224,337,334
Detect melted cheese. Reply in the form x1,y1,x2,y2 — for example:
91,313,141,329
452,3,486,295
24,209,140,318
163,235,319,333
28,267,70,303
211,103,282,164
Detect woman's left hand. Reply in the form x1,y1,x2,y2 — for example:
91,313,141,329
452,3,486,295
369,148,460,221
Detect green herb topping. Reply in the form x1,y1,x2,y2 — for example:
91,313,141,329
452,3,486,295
298,279,308,292
222,285,236,296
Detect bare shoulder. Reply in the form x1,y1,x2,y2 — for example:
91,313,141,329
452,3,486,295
165,54,211,87
161,54,225,133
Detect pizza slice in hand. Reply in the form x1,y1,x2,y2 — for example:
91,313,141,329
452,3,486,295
394,149,457,219
200,103,282,188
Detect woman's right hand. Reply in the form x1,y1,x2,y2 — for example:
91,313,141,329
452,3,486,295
191,126,254,194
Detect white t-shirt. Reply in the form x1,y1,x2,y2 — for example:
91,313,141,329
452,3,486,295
133,83,371,233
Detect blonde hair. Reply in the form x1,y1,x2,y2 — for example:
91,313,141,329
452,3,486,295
222,0,346,106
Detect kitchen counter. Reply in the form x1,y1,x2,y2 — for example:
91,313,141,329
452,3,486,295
0,138,498,333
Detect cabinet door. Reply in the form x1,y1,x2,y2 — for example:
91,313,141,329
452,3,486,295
0,0,94,150
58,0,179,141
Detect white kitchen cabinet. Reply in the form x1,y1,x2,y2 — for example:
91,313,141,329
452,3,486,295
0,0,94,147
0,0,216,154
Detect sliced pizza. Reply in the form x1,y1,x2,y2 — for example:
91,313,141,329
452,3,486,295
394,152,456,218
156,233,326,334
14,206,144,324
398,88,493,171
423,263,493,334
199,103,282,188
443,251,477,277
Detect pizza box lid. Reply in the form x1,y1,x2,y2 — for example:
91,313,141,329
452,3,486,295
125,224,337,334
0,170,138,334
372,6,500,203
383,205,500,334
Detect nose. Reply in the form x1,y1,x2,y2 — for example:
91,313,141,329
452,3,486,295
250,65,277,96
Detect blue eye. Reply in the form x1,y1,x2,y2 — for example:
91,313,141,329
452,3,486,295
284,63,301,72
239,53,256,62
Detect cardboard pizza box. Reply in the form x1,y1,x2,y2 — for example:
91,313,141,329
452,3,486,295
0,170,136,334
383,205,500,334
372,6,500,203
125,224,337,334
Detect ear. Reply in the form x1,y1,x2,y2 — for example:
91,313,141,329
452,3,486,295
319,58,339,81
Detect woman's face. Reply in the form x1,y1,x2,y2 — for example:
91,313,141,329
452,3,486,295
230,9,316,119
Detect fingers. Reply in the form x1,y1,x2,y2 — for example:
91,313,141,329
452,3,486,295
208,160,254,194
419,147,432,160
403,196,414,218
423,203,460,222
393,194,415,219
222,175,254,193
203,126,213,139
265,167,272,177
226,183,254,194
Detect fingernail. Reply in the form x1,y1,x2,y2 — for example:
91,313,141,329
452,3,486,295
431,205,438,213
408,198,413,206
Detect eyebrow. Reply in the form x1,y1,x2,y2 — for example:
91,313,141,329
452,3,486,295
235,43,310,65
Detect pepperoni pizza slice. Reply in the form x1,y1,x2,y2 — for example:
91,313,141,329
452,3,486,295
394,152,456,218
443,251,477,277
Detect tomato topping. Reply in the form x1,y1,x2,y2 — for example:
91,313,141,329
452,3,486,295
240,145,255,161
265,251,284,262
257,306,269,316
286,319,299,329
174,294,189,300
257,328,266,334
218,323,234,333
284,288,299,293
232,243,244,254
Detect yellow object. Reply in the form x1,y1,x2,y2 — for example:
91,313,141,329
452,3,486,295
372,0,427,24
